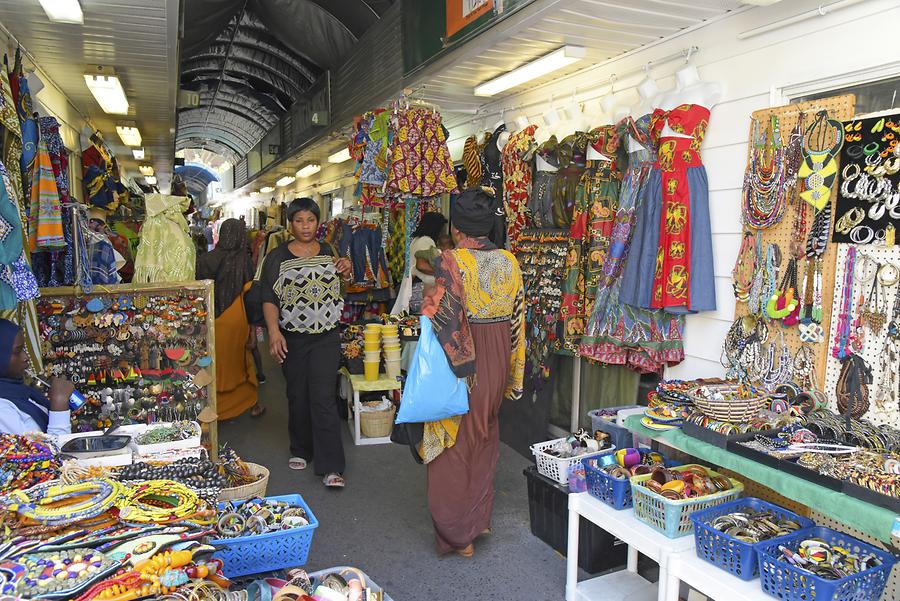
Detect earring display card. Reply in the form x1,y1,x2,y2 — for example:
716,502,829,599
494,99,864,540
36,282,218,450
832,111,900,244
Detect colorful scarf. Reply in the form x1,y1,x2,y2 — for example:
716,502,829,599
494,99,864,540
28,137,65,251
421,236,497,380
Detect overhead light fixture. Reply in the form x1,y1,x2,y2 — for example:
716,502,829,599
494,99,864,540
115,125,142,146
474,46,586,97
138,165,154,176
276,175,296,187
328,148,351,163
741,0,783,4
84,69,129,114
260,186,275,194
249,191,259,197
144,176,157,185
297,164,321,178
38,0,83,24
132,147,145,160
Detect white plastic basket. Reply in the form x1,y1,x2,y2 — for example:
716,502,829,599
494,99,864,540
529,437,617,485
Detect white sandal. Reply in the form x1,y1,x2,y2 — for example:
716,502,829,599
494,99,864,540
323,473,345,488
288,457,307,470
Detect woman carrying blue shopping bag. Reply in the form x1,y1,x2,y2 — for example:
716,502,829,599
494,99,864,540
418,188,525,558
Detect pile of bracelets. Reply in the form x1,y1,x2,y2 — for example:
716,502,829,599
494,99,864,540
775,538,882,579
0,434,60,494
706,509,804,543
115,480,209,523
135,421,201,445
637,465,735,500
798,411,900,451
823,451,900,498
215,498,311,538
1,479,122,526
684,409,795,435
595,450,666,480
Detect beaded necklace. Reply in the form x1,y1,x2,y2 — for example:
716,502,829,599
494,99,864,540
833,247,857,360
798,110,845,211
3,479,122,527
743,116,789,229
731,231,757,302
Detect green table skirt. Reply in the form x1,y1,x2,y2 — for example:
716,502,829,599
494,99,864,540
624,415,898,544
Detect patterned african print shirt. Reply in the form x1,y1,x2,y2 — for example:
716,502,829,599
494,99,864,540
260,242,342,334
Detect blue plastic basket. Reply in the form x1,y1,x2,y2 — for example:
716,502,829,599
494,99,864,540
210,494,319,578
757,526,896,601
582,457,633,509
588,406,640,450
689,497,815,580
630,465,744,538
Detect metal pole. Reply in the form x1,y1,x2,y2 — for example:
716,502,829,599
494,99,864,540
570,356,581,432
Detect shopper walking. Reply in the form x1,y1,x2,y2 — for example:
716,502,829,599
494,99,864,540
392,211,447,314
195,218,262,419
420,188,525,556
260,198,351,488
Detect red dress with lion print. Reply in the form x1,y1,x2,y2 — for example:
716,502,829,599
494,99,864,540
647,104,716,314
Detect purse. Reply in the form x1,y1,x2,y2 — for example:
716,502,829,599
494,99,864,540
244,257,267,326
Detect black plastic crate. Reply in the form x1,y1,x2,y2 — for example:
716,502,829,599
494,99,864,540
524,466,627,574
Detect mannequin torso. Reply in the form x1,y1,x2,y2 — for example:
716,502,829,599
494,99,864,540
657,66,722,139
535,153,558,172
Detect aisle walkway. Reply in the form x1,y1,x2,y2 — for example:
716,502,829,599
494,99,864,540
218,356,567,600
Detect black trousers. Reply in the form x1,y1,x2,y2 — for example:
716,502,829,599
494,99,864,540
282,328,345,475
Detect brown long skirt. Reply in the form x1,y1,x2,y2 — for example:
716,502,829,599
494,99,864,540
426,320,511,554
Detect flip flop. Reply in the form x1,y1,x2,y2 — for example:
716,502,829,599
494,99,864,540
288,457,307,470
250,404,266,418
323,473,345,488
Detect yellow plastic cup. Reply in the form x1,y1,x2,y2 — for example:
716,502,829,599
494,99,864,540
364,361,379,381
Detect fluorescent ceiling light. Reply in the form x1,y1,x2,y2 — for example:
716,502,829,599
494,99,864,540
297,164,321,178
276,175,296,187
328,148,351,163
474,46,586,97
249,191,259,197
84,72,129,114
39,0,83,24
138,165,154,176
260,186,275,194
144,176,157,185
132,147,145,160
116,125,141,146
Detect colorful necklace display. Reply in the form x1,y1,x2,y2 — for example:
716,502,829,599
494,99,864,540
731,231,757,302
743,116,790,229
3,479,122,527
0,435,59,494
13,548,120,599
798,110,845,211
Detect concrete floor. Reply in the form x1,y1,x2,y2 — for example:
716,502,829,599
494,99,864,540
218,357,570,600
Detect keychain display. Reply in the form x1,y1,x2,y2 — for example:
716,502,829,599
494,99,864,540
35,285,215,434
833,111,900,245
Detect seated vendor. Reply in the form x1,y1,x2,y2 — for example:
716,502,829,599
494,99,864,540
0,319,74,436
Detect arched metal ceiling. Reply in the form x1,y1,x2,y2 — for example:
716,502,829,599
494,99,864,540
177,0,394,165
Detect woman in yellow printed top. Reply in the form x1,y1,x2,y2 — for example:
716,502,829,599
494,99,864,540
420,187,525,557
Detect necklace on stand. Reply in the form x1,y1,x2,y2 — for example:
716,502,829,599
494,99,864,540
743,116,789,229
798,110,845,211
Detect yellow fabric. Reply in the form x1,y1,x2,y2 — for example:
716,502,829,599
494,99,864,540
341,369,402,392
215,283,258,420
420,415,461,464
452,248,525,397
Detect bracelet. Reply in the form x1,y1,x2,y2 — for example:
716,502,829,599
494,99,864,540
879,262,900,286
788,442,858,454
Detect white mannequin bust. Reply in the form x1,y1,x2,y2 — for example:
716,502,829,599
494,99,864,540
655,65,723,139
586,143,611,162
535,153,558,172
493,119,511,150
629,76,660,152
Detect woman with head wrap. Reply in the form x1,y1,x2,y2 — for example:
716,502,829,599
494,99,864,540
391,211,447,314
196,218,261,419
419,188,526,557
0,318,74,436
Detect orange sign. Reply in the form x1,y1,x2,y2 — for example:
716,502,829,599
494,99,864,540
446,0,494,38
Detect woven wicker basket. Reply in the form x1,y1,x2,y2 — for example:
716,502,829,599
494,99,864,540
689,385,767,423
218,462,269,501
360,403,395,438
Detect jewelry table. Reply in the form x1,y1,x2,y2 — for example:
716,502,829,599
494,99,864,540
566,492,695,601
338,368,401,446
663,550,770,601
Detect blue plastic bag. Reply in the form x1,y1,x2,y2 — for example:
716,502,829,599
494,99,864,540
395,315,469,424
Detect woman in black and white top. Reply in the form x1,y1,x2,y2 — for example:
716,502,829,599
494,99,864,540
260,197,352,488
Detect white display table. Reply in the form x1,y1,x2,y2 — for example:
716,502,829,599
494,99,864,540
566,492,694,601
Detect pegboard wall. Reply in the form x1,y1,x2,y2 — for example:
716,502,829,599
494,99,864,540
733,94,856,388
824,243,900,428
810,509,899,601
